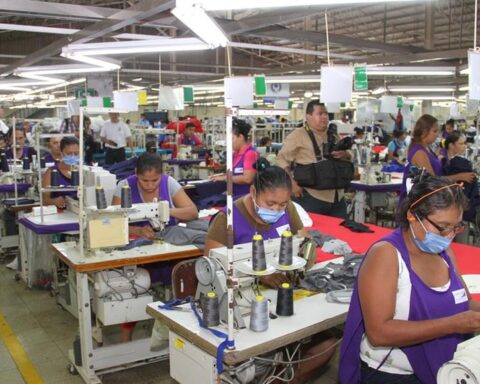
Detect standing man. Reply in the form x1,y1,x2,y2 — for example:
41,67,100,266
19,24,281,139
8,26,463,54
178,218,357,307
59,114,80,135
100,113,133,165
276,100,353,218
138,113,150,127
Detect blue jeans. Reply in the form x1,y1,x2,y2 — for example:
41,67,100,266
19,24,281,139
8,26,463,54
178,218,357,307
360,363,422,384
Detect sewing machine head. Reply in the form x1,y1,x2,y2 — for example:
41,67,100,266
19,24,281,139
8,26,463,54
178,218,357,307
178,145,198,160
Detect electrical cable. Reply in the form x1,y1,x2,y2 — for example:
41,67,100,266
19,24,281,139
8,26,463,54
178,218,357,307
255,338,342,365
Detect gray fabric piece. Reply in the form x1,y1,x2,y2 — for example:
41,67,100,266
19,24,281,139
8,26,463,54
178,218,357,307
307,229,335,247
185,218,209,232
162,225,207,249
321,239,352,255
299,253,363,292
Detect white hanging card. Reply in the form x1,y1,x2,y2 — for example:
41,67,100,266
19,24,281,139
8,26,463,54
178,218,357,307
468,50,480,100
380,95,398,114
113,91,138,112
320,66,353,103
224,77,253,107
326,102,340,113
274,98,289,109
67,99,80,116
86,97,104,108
158,86,184,110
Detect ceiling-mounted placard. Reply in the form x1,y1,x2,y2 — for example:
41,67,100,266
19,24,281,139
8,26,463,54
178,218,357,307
320,66,353,103
224,77,253,107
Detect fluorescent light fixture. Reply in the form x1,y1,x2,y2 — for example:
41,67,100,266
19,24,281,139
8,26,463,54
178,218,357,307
171,2,229,48
237,109,290,116
304,91,313,98
113,33,166,40
372,87,386,95
388,86,456,92
408,96,455,101
460,68,469,75
0,23,78,35
63,37,210,56
367,66,456,76
459,85,469,91
132,78,143,82
198,0,419,11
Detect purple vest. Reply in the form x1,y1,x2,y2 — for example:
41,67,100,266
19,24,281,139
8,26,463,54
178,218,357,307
43,153,56,164
339,228,469,384
126,174,175,227
181,135,196,146
232,146,257,200
50,163,77,199
223,203,291,245
399,144,443,202
6,146,29,160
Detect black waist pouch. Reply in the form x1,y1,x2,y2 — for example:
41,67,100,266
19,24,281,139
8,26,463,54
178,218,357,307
294,160,354,190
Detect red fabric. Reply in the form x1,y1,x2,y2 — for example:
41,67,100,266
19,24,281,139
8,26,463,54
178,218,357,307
166,117,203,134
307,213,480,300
372,145,387,153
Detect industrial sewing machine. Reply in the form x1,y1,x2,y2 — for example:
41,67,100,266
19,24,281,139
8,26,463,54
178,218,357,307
437,334,480,383
169,236,311,384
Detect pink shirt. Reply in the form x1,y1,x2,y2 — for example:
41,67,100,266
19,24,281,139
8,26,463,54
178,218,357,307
233,143,259,171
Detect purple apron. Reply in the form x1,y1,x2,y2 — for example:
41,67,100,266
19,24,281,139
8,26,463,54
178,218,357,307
127,174,176,284
339,228,469,384
233,145,257,200
399,144,443,203
181,135,196,146
126,174,175,227
50,163,77,199
6,146,29,160
222,203,291,245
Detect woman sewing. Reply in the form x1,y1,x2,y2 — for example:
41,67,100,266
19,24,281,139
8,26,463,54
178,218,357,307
6,127,37,161
112,152,198,238
42,136,80,209
205,159,336,384
340,175,480,384
209,118,259,200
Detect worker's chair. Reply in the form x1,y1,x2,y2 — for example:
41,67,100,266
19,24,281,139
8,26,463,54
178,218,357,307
171,258,198,300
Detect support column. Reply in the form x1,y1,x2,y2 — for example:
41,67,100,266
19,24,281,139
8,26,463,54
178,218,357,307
425,3,434,50
422,100,433,115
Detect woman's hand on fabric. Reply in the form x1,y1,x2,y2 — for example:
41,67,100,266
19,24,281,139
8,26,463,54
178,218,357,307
131,226,156,240
53,197,66,209
259,273,291,289
458,172,477,183
450,310,480,334
208,174,226,182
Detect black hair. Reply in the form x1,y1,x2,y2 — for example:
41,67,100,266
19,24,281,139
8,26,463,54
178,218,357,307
443,131,464,150
60,136,79,152
259,136,272,146
145,140,157,154
393,129,406,139
445,119,455,128
7,127,26,138
185,122,195,129
136,152,163,174
397,175,468,229
232,118,251,141
305,99,326,115
353,127,365,135
253,158,292,194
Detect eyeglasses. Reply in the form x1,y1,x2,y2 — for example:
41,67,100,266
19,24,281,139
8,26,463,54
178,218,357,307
423,216,466,236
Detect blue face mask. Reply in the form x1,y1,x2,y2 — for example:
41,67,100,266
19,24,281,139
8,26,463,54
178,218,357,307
253,196,285,224
63,155,79,166
410,216,453,254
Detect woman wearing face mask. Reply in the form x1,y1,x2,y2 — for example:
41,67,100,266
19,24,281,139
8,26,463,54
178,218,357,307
205,158,337,384
209,118,259,200
42,136,80,209
340,176,480,384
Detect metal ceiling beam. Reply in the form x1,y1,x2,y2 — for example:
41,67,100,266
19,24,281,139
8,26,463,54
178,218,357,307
245,27,425,54
1,0,175,76
0,0,141,20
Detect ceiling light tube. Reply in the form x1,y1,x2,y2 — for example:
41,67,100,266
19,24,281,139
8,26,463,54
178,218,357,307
367,66,456,76
63,37,209,56
0,23,79,35
388,86,456,92
172,2,229,48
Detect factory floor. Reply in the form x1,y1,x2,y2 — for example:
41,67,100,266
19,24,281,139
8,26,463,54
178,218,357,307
0,260,340,384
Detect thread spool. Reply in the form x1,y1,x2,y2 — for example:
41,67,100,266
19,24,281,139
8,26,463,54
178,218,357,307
252,234,267,272
50,169,60,187
202,292,220,327
71,168,79,186
39,157,46,169
121,185,132,208
0,155,9,172
22,157,30,171
276,282,294,317
95,186,107,210
250,295,269,332
279,230,293,266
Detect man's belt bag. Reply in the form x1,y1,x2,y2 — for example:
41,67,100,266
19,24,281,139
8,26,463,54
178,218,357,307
294,159,354,190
